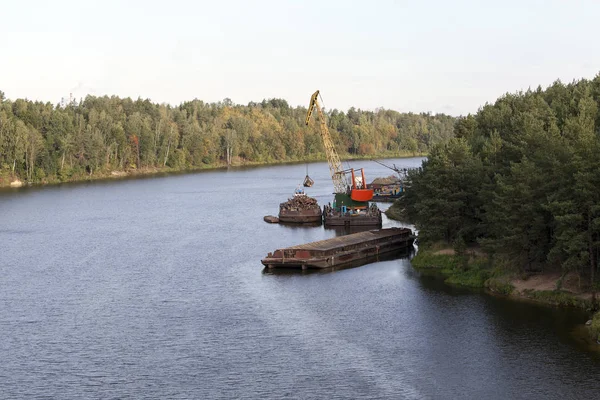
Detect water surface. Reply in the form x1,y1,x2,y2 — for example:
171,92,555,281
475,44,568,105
1,158,598,399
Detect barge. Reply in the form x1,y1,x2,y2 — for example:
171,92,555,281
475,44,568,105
278,190,322,224
366,164,415,202
261,227,414,270
322,202,382,227
368,180,404,202
279,207,322,223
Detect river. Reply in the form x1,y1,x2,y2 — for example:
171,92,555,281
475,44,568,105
1,157,599,399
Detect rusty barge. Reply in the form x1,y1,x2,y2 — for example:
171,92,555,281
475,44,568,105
261,227,414,270
279,207,322,223
278,190,322,224
322,202,382,227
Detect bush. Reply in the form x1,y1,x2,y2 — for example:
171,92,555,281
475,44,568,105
485,277,515,295
523,290,588,308
445,268,490,288
412,249,492,288
384,202,405,221
589,312,600,342
411,252,457,271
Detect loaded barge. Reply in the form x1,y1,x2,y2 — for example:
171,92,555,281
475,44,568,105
261,227,414,270
278,189,322,224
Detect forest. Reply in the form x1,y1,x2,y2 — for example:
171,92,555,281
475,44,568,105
401,75,600,288
0,91,454,186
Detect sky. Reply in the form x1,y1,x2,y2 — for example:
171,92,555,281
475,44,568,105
1,0,599,115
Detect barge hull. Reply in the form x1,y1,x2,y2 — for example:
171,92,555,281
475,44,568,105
261,227,413,269
322,204,382,227
370,194,401,202
278,208,322,224
323,214,382,226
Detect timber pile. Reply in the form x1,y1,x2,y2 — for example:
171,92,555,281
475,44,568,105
371,175,399,185
280,196,320,211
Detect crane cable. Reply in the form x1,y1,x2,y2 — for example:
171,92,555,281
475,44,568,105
318,92,325,110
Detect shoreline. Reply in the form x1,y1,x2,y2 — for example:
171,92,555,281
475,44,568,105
0,153,426,190
387,195,600,347
410,247,597,310
386,206,596,308
409,247,600,347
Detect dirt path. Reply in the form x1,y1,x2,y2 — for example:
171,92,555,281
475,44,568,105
511,273,561,293
428,248,596,301
511,272,595,300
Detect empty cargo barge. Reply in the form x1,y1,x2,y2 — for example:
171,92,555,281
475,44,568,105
261,227,414,270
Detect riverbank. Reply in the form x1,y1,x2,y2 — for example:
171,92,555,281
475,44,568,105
385,197,600,343
387,201,597,307
384,201,405,221
411,247,596,308
411,247,600,343
0,152,425,189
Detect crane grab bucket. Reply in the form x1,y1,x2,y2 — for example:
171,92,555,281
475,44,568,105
303,175,314,187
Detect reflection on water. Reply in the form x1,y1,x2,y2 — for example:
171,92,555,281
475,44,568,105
571,325,600,354
278,221,381,237
277,221,322,229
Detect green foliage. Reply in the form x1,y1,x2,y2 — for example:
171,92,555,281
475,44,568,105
384,200,406,220
453,235,468,270
589,311,600,341
0,93,454,185
445,267,491,288
453,114,476,140
402,74,600,288
411,251,458,271
400,138,485,245
453,235,467,256
522,289,590,308
484,277,515,295
412,249,492,288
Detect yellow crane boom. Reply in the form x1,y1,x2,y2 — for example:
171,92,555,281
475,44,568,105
305,90,348,194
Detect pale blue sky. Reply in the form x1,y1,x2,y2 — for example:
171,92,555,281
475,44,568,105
1,0,598,115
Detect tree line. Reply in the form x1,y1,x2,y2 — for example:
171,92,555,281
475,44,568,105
0,91,454,185
401,75,600,288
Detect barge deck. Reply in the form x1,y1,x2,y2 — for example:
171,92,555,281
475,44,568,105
261,227,414,270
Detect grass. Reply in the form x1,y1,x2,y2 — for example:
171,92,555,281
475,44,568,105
412,248,519,294
411,250,502,289
411,251,458,271
485,277,515,295
589,311,600,342
412,246,600,313
384,201,405,221
521,289,591,308
446,267,491,288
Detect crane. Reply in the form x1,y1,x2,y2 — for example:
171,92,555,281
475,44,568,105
305,90,373,203
371,159,403,174
305,90,347,193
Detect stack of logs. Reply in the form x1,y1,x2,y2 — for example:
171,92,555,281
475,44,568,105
265,195,321,224
371,175,399,185
280,195,320,211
